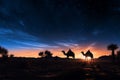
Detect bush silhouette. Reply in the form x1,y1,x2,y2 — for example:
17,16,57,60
38,52,44,57
0,46,8,59
44,50,53,58
10,54,14,58
38,50,53,58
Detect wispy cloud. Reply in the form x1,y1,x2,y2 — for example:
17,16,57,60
0,28,13,34
56,42,79,48
0,28,38,42
92,30,101,36
85,42,97,51
12,40,59,49
92,28,106,37
0,28,59,50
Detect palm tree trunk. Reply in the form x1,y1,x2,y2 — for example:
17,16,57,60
112,50,115,63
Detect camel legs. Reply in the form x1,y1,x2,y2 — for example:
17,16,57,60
72,55,75,59
67,56,69,59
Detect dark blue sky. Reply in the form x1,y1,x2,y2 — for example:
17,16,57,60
0,0,120,57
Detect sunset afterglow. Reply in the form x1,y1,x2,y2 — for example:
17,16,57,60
1,0,120,80
0,0,120,59
8,45,110,58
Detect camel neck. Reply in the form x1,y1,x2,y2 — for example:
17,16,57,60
63,51,67,55
82,52,85,56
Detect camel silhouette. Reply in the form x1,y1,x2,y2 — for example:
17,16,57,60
62,49,75,59
81,50,93,60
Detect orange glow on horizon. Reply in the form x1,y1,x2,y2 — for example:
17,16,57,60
8,46,110,59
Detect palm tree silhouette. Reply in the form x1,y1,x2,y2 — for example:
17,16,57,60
107,44,118,62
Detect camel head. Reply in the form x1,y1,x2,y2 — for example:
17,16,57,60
81,51,84,54
61,50,65,53
81,51,85,55
61,50,67,55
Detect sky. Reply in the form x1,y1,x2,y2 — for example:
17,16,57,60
0,0,120,58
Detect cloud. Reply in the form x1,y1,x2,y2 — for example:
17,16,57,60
0,28,13,34
56,41,79,50
0,28,37,39
85,42,97,50
92,29,104,36
0,28,60,50
12,40,59,49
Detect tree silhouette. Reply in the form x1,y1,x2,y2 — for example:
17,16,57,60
0,46,8,58
38,50,53,58
107,44,118,62
44,50,53,58
10,54,14,58
38,52,44,57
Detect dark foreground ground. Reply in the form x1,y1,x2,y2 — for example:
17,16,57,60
0,57,120,80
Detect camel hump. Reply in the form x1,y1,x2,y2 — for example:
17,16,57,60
86,50,92,54
68,49,74,53
86,50,93,57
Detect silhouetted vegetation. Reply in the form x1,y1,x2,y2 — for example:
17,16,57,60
9,54,14,58
38,50,53,58
107,44,118,63
0,46,8,59
1,44,120,80
38,52,44,57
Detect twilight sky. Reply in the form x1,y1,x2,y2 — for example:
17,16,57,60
0,0,120,58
